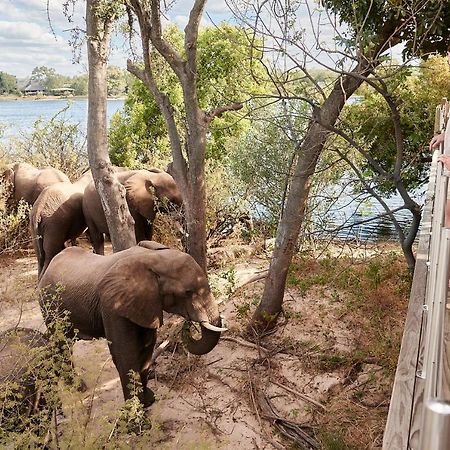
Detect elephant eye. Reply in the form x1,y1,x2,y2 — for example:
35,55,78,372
185,289,194,297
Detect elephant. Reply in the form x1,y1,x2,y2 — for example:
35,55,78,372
1,162,70,207
82,168,182,254
30,170,94,279
38,240,226,407
0,328,49,427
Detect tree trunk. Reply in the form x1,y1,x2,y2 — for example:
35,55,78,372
182,103,208,271
251,65,371,332
86,0,136,252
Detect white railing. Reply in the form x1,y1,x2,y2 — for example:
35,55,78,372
419,100,450,450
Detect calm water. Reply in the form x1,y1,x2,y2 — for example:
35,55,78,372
0,98,124,139
0,98,421,242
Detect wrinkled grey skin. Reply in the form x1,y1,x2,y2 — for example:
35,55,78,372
1,162,70,207
82,168,182,254
0,328,48,421
38,241,223,407
30,171,94,279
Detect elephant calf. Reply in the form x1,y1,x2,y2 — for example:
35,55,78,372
38,241,226,407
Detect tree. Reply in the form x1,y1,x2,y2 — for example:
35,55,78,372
330,57,450,269
107,65,128,96
230,100,309,225
228,0,450,331
86,0,136,252
110,23,260,167
70,74,89,95
30,66,67,90
0,72,17,94
126,1,244,271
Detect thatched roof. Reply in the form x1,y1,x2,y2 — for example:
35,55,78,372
23,81,46,92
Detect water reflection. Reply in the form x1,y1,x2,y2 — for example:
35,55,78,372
323,195,422,242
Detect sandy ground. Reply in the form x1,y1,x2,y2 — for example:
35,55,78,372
0,240,407,449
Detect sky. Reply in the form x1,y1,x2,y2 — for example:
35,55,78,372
0,0,234,79
0,0,404,81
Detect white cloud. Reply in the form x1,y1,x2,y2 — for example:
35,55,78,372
0,21,61,46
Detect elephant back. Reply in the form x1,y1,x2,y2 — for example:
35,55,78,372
12,163,70,204
33,168,70,203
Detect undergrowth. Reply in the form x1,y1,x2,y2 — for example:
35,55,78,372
0,288,159,448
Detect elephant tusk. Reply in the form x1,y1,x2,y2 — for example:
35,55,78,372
201,321,228,332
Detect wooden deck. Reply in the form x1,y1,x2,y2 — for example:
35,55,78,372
384,101,450,449
382,157,435,450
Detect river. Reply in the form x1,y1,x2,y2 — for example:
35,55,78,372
0,98,422,242
0,98,124,139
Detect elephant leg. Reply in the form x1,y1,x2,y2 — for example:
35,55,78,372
32,233,45,279
87,224,104,255
103,314,156,407
41,229,66,279
134,215,152,243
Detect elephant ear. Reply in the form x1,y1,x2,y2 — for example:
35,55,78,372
147,172,183,206
124,172,155,219
138,241,169,251
99,257,163,329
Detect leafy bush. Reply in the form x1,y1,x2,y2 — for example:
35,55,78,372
0,288,79,447
0,199,31,253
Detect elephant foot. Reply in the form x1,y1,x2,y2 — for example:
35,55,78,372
142,387,155,408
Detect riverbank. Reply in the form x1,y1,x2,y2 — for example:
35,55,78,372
0,95,125,101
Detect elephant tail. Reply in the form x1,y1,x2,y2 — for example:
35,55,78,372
30,209,45,278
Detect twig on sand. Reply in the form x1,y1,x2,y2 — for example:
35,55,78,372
271,380,326,411
221,336,270,354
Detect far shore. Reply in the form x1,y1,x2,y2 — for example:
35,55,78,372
0,95,125,101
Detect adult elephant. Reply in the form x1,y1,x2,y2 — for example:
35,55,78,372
2,162,70,207
82,169,182,254
38,241,226,407
30,170,94,279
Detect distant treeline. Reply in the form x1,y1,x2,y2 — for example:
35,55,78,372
0,65,131,97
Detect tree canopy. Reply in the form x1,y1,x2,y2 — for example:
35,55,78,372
109,24,264,167
0,72,17,94
321,0,450,56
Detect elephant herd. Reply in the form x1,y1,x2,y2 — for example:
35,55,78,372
1,162,225,409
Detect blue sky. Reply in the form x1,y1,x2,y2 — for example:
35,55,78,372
0,0,233,78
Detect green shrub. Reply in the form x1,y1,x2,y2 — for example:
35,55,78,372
0,199,31,253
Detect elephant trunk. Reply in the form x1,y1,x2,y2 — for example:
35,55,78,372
182,316,225,356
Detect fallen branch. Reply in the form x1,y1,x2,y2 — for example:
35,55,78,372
234,270,269,291
271,380,326,411
251,373,320,450
247,371,285,450
221,336,270,354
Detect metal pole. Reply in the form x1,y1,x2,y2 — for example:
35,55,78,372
420,400,450,450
